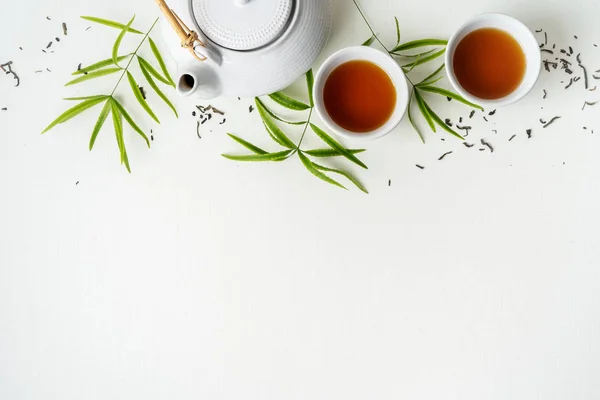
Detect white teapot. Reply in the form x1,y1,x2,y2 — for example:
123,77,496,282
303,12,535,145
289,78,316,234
156,0,332,99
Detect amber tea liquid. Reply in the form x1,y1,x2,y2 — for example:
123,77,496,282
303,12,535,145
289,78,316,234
323,60,396,133
453,28,526,99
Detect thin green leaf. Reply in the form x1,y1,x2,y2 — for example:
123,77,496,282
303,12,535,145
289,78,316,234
310,123,368,169
407,91,425,143
298,152,346,190
81,16,143,34
148,37,174,87
138,56,172,86
255,98,305,125
254,99,296,148
72,55,130,75
391,38,448,52
113,16,135,67
268,92,310,111
416,63,445,86
423,102,465,140
64,95,110,101
414,90,435,132
304,148,366,157
418,85,484,110
222,149,293,162
394,17,401,46
138,58,178,118
226,133,268,154
110,99,131,172
392,48,436,58
402,48,446,69
112,98,150,147
41,96,108,133
89,99,111,150
361,35,375,46
127,71,160,123
306,69,315,107
404,53,422,73
418,76,443,87
313,162,368,193
65,68,121,86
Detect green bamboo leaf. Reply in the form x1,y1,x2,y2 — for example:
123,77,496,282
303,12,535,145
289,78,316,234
222,149,293,162
41,96,108,133
112,98,150,147
310,123,367,169
255,98,305,125
403,53,422,73
254,99,296,148
138,56,173,87
418,85,484,110
304,148,366,157
298,152,346,190
306,69,314,107
416,63,445,86
127,71,160,123
226,133,267,154
313,163,368,193
89,99,111,150
72,55,130,75
361,35,375,46
138,58,178,117
402,48,446,69
392,48,436,58
148,38,175,87
81,16,143,34
64,95,110,101
113,16,135,67
110,99,131,172
414,90,435,132
268,92,310,111
423,102,465,140
407,92,425,143
65,68,121,86
391,38,448,52
394,17,401,46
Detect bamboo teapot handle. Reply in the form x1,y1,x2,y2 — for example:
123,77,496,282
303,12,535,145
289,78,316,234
155,0,207,62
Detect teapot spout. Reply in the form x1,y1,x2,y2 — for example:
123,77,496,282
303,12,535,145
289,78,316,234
176,65,222,99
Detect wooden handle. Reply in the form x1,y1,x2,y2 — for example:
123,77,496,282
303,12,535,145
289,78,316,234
155,0,206,61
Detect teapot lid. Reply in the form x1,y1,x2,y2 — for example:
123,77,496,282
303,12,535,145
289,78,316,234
191,0,294,51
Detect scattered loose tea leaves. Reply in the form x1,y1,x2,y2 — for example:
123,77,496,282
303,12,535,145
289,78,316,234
526,129,532,138
541,49,553,54
543,116,561,127
540,118,547,124
582,101,597,110
249,105,254,113
46,41,53,49
388,179,391,186
444,118,453,127
86,26,91,31
463,142,474,148
438,151,452,160
469,110,475,119
509,134,516,141
1,61,20,87
488,109,496,116
446,96,452,102
219,118,226,125
480,138,494,152
62,22,67,35
196,121,201,139
478,148,485,151
565,78,574,89
576,53,589,89
415,164,424,169
1,107,7,111
459,117,463,123
138,86,147,100
483,116,488,122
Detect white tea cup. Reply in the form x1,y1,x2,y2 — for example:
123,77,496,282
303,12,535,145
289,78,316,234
313,46,409,141
445,13,541,108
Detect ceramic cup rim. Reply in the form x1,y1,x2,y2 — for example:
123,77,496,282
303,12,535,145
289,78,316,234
313,46,409,141
444,12,542,108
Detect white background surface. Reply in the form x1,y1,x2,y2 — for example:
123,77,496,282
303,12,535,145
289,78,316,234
1,0,600,399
